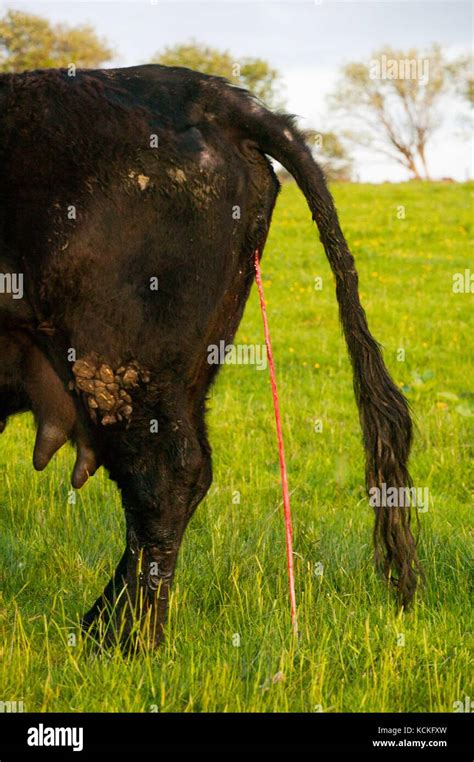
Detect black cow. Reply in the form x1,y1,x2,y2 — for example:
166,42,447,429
0,65,420,648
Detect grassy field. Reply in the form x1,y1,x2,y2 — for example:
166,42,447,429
0,182,472,713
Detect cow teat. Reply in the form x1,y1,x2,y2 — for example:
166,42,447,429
71,438,98,489
7,337,100,487
33,420,69,471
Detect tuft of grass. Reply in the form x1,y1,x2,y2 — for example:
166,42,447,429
0,182,472,712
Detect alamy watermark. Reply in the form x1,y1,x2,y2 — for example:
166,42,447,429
369,55,430,85
207,340,267,371
452,269,474,293
0,700,25,712
452,696,473,713
0,272,23,299
27,724,83,752
369,484,430,512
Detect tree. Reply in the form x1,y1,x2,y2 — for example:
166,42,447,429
153,40,284,109
447,54,474,106
0,9,113,72
329,45,452,180
277,130,353,183
308,130,353,182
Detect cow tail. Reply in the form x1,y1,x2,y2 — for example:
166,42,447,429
220,88,421,607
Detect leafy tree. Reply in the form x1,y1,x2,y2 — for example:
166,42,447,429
329,45,453,180
0,9,113,72
277,129,353,183
153,40,284,109
309,130,353,182
447,54,474,106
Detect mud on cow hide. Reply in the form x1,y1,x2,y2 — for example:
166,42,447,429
71,354,150,427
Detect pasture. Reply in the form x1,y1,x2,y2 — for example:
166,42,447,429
0,181,472,712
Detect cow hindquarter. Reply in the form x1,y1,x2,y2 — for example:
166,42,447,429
0,68,280,646
74,128,280,647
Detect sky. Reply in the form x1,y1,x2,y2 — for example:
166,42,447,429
6,0,473,181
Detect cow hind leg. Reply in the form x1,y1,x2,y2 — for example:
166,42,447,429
81,406,212,651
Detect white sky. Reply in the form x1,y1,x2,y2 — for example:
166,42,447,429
5,0,473,181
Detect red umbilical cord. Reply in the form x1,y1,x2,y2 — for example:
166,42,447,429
254,249,298,635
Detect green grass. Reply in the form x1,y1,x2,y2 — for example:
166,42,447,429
0,181,472,712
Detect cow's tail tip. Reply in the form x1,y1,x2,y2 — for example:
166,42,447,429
373,502,421,610
362,377,422,609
